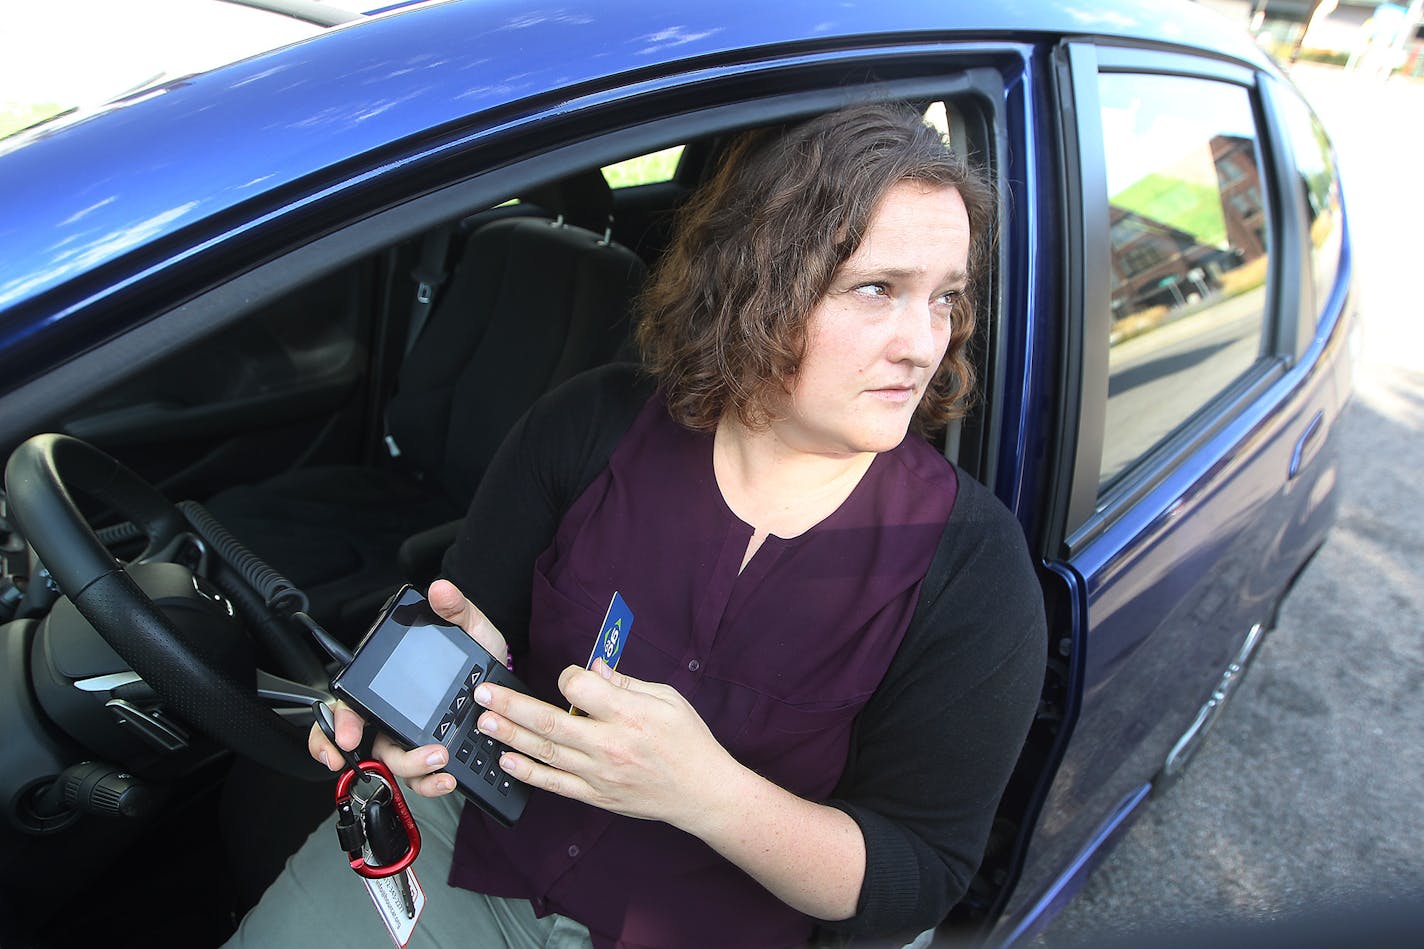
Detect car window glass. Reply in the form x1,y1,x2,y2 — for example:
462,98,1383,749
922,99,969,149
1276,91,1343,322
1097,73,1273,492
601,145,685,188
57,263,370,495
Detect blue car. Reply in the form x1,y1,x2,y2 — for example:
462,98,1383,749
0,0,1354,945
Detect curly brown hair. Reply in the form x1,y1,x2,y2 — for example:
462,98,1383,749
635,101,996,436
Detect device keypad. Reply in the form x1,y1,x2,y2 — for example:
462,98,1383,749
434,661,522,801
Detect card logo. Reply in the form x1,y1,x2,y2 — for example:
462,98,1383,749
571,592,633,716
589,592,632,672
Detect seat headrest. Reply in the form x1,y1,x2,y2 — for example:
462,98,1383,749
522,170,613,232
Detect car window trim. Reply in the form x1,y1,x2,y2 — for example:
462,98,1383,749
1091,44,1256,84
1257,74,1319,363
1066,355,1287,554
0,58,1012,459
1048,40,1107,557
1058,44,1295,552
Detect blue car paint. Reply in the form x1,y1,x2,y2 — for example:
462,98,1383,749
997,51,1064,540
0,0,1351,942
1004,782,1154,947
0,0,1266,386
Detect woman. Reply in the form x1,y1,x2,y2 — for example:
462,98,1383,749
238,102,1045,948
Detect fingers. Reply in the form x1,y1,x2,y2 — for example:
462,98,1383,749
477,682,599,805
427,578,508,659
371,733,458,798
308,724,344,772
307,700,367,773
426,578,481,628
333,701,367,750
474,681,597,770
558,660,662,720
472,670,710,822
372,733,450,778
497,750,596,805
306,697,461,798
403,771,459,798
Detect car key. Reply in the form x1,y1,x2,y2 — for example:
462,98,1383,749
330,753,425,940
333,762,422,880
364,791,417,919
317,699,423,882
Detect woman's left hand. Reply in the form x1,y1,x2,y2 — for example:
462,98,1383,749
472,660,739,832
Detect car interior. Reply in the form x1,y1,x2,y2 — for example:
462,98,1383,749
0,84,1047,947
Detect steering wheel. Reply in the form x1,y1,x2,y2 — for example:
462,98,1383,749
4,433,327,779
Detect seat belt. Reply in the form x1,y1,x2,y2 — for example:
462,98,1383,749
405,223,456,354
385,224,456,458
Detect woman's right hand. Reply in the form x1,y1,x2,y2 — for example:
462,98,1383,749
306,578,513,797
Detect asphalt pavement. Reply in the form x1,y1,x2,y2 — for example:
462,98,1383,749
1033,64,1424,946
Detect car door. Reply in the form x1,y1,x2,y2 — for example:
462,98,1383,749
998,42,1351,936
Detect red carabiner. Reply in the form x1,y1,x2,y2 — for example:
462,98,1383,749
334,759,422,879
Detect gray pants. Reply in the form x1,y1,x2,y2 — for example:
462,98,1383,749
225,789,593,949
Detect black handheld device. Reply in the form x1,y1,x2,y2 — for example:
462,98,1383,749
331,584,531,826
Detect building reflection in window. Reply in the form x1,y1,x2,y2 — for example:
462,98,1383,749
1098,74,1273,491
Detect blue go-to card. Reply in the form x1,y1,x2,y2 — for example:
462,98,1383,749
586,591,633,672
571,592,632,715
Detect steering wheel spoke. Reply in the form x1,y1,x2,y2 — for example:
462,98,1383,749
258,669,333,709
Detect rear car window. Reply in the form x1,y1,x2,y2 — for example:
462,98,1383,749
1097,73,1274,492
601,145,685,188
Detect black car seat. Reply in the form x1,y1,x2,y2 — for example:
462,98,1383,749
205,171,648,632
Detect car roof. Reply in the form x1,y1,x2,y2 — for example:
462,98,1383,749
0,0,1270,319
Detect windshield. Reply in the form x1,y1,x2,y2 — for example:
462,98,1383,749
0,0,364,139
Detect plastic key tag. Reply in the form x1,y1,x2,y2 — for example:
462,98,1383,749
316,702,426,946
359,861,425,949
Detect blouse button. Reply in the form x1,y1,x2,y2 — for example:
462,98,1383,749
567,844,581,858
687,659,701,672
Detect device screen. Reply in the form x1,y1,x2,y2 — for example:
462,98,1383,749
352,587,471,734
369,628,465,730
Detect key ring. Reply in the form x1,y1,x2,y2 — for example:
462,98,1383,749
335,759,422,879
314,702,422,880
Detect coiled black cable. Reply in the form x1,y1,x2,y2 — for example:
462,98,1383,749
61,501,328,683
177,500,309,615
95,520,144,548
177,501,327,683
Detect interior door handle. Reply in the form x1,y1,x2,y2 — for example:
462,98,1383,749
1289,410,1325,480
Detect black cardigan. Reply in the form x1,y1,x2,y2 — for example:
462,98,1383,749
442,364,1046,941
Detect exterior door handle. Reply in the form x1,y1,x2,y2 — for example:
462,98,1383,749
1289,410,1325,480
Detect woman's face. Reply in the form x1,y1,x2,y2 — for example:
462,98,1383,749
772,180,972,457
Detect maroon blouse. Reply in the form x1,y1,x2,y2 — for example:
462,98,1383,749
448,392,957,948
